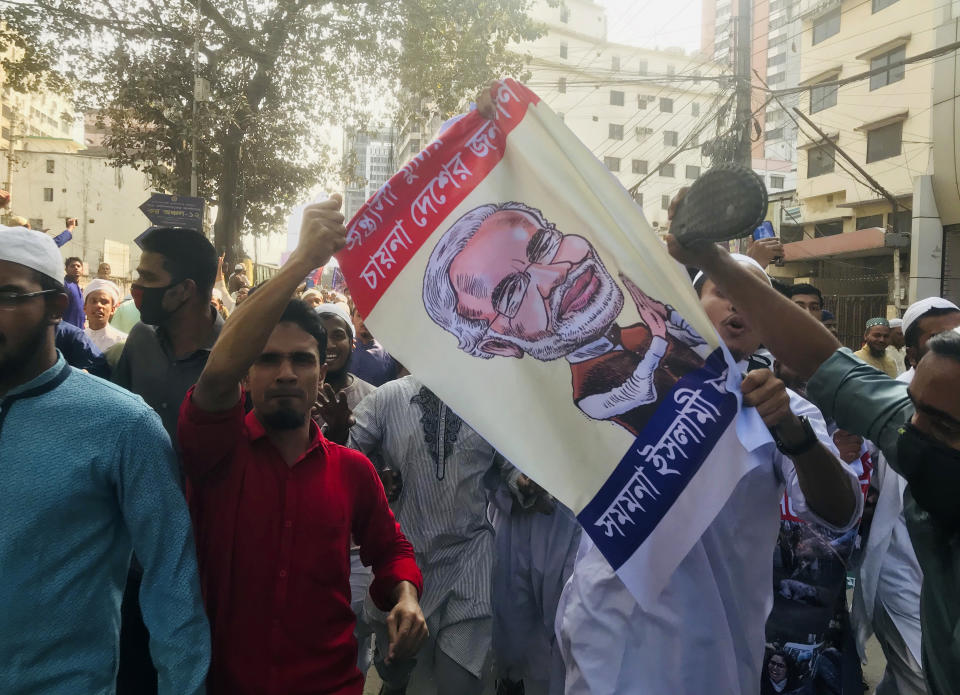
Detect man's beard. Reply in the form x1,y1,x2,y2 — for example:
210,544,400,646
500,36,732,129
260,407,307,430
491,251,624,362
0,320,49,385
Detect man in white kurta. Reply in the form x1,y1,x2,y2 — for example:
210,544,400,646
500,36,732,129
556,257,862,695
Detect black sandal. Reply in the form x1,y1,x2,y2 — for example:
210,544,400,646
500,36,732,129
669,164,768,245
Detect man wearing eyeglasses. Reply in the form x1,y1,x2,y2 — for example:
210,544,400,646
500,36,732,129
0,225,210,694
423,201,706,436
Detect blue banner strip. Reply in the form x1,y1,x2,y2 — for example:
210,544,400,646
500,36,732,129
577,349,738,569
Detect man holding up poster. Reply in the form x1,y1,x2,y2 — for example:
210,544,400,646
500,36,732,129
556,254,862,695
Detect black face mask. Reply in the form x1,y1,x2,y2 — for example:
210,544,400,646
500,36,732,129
897,424,960,532
131,282,183,326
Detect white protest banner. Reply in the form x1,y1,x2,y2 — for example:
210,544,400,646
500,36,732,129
337,79,772,607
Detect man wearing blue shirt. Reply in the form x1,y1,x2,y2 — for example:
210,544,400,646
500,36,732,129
63,255,85,328
0,225,210,694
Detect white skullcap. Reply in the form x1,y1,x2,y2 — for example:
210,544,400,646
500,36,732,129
0,225,64,283
693,253,772,289
902,297,960,336
315,302,354,340
211,287,223,301
84,278,121,305
234,263,245,271
888,318,903,329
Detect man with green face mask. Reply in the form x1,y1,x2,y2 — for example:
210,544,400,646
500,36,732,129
666,229,960,695
111,225,220,695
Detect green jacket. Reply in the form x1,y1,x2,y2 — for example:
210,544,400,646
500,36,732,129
808,348,959,695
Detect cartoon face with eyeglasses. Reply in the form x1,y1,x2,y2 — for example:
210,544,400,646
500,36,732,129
425,201,626,362
424,201,706,434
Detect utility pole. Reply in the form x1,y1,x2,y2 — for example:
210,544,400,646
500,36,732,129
733,0,754,168
190,0,201,198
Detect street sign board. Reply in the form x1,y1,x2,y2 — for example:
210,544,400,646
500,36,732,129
138,193,205,231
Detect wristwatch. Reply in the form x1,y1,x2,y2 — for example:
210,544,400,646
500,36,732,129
772,416,818,457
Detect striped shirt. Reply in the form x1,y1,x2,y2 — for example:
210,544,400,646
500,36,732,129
348,376,499,674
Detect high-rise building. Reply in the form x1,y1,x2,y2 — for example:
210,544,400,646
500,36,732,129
342,129,395,221
701,0,802,167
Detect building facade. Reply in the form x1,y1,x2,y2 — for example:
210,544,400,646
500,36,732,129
2,136,153,280
342,129,395,221
780,0,958,333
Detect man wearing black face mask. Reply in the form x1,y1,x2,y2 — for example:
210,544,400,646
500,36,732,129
111,225,220,695
113,226,221,444
667,225,960,695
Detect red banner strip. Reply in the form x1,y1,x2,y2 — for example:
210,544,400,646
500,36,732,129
338,79,540,316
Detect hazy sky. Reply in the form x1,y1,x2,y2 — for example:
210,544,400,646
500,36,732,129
602,0,703,53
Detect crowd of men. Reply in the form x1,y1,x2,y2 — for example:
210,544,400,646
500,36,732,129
1,168,959,695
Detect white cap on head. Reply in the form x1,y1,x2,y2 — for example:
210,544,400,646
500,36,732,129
211,287,223,301
692,253,773,289
888,318,903,329
83,278,121,305
315,302,354,340
0,225,65,284
234,263,245,271
301,288,323,300
902,297,960,336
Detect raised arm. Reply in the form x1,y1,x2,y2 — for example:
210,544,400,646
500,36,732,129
191,195,346,412
667,236,839,378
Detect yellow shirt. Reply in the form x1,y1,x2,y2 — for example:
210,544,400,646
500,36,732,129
853,346,898,378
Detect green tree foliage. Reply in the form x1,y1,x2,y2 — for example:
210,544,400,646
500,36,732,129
2,0,543,261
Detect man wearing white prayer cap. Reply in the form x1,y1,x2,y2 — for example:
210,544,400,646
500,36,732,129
886,317,907,376
0,225,211,694
84,277,128,352
900,297,960,380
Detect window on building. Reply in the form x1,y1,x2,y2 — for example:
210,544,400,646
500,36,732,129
560,42,568,59
43,187,54,201
29,218,43,230
814,221,843,237
691,102,700,116
856,214,884,229
45,159,55,173
812,8,841,45
560,5,570,22
638,60,648,75
610,90,625,106
612,56,621,72
768,52,787,67
872,0,899,12
636,126,653,140
1,127,9,140
659,163,675,178
768,72,786,85
558,77,567,94
660,98,673,113
632,159,648,174
810,80,838,113
661,195,671,210
870,46,906,90
664,131,678,146
609,123,624,140
637,95,648,109
1,105,11,118
807,145,836,177
866,121,903,162
889,209,911,233
770,175,785,189
685,165,701,179
604,156,621,172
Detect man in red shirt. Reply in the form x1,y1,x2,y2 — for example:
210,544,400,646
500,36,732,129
178,194,427,695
